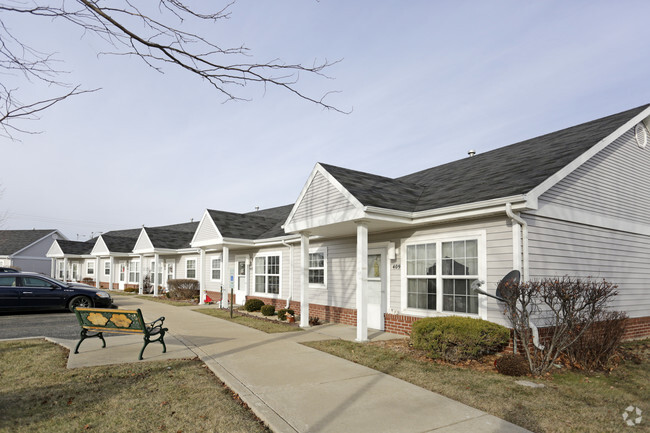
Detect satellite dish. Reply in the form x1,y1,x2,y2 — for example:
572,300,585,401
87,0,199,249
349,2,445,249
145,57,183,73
496,270,520,301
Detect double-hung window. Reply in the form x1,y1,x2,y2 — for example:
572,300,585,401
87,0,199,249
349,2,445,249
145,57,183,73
87,261,94,276
254,255,280,294
186,259,197,279
405,236,481,315
309,249,326,285
211,257,221,281
104,261,111,276
128,261,140,283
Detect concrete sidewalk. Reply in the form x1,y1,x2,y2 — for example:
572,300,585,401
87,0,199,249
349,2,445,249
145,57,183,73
51,296,530,433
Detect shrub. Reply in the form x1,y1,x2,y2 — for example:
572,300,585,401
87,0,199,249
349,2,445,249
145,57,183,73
277,308,294,321
167,279,199,300
502,276,619,375
124,286,139,293
411,316,510,363
495,354,530,376
564,310,628,371
309,316,321,326
261,304,275,316
81,277,94,285
244,298,265,312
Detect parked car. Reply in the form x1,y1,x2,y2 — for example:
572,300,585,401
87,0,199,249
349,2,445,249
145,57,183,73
0,267,18,273
0,273,113,312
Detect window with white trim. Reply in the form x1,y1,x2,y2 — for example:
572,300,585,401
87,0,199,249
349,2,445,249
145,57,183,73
104,261,111,276
186,259,197,279
128,260,140,283
58,261,64,279
87,261,94,275
309,249,326,285
211,257,221,281
405,238,480,315
254,254,280,294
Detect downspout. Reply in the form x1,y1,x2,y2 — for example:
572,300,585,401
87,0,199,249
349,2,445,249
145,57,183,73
282,240,294,309
505,203,528,281
505,203,543,350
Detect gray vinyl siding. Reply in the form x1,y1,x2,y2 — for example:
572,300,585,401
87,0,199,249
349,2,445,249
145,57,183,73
286,216,514,320
194,218,219,243
540,128,650,225
526,215,650,318
291,172,356,222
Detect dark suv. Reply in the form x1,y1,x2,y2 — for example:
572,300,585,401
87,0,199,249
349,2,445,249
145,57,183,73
0,273,113,312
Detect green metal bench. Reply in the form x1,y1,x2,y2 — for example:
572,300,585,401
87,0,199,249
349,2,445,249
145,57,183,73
74,307,168,360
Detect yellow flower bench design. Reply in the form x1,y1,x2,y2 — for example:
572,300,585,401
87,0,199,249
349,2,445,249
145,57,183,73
73,308,167,360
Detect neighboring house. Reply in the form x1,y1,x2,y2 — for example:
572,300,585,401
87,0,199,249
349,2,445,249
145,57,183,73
132,221,199,295
90,228,144,290
279,104,650,340
0,229,66,275
191,205,297,305
47,239,95,281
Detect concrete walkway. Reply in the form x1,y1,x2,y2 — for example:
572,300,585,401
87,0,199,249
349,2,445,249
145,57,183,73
49,296,530,433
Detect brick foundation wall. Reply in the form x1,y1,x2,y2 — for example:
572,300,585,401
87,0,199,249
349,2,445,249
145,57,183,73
621,316,650,341
245,296,357,325
205,290,222,302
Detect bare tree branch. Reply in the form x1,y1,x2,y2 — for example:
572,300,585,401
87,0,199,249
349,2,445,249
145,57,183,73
0,0,347,139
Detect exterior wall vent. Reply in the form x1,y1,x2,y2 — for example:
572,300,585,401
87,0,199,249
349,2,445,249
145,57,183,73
635,123,648,149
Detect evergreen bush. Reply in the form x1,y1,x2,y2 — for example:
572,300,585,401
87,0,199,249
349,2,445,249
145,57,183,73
261,304,275,316
244,298,265,312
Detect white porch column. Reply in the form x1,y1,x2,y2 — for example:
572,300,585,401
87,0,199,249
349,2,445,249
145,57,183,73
222,246,230,304
63,257,68,282
153,253,160,296
95,257,100,289
300,232,310,328
356,222,369,342
50,259,56,278
109,256,114,291
199,249,206,305
138,255,144,294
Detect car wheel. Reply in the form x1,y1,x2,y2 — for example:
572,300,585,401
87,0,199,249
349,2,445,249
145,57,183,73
68,295,93,312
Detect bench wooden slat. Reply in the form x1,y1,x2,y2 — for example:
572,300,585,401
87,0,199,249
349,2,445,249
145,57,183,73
73,307,168,360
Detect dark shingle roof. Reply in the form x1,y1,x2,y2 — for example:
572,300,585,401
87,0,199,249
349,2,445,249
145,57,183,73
208,204,293,240
0,230,57,255
56,239,94,255
100,229,141,253
144,222,199,249
323,105,649,213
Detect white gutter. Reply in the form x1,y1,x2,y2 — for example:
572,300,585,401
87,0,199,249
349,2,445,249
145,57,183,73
505,202,528,281
281,240,294,308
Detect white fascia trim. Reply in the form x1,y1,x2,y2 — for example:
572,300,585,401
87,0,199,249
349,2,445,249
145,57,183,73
10,230,59,256
285,207,366,233
527,106,650,202
530,202,650,236
46,241,64,257
90,237,110,255
190,209,223,247
253,234,301,247
283,163,366,231
363,195,530,225
133,229,153,252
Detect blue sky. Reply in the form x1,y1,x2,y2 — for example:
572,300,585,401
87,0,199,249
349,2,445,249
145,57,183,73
2,0,650,240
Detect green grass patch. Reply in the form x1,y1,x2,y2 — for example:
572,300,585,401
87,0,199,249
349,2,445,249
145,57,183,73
194,308,303,334
304,339,650,433
0,339,269,433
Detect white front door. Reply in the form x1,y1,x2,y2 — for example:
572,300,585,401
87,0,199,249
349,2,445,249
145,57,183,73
235,257,248,305
367,249,387,330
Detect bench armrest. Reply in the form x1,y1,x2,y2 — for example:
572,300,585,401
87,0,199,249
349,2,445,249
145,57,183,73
146,316,166,330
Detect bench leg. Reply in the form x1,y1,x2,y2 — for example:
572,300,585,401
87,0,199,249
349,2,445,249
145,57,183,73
74,329,106,354
139,330,167,360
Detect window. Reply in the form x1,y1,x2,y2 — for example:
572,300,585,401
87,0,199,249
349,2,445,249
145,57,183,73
58,261,64,279
128,261,140,283
23,277,51,287
186,259,196,279
309,250,326,285
71,263,79,280
254,255,280,294
405,237,480,315
119,262,126,282
0,276,17,286
104,261,111,276
406,243,437,310
87,261,94,275
441,240,478,314
211,258,221,281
